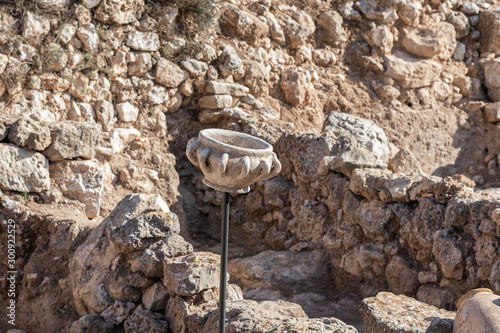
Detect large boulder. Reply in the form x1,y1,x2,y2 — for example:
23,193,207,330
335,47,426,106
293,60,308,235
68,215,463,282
50,159,104,218
360,292,455,333
43,121,101,161
69,194,182,315
0,143,50,193
385,52,442,89
401,22,456,59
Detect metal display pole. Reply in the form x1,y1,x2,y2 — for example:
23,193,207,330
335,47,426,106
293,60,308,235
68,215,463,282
218,192,230,333
186,129,282,333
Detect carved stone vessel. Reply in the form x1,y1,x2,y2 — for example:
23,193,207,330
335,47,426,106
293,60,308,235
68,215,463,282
454,288,500,333
186,129,281,193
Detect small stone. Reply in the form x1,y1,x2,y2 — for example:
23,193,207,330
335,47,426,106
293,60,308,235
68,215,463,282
219,4,269,45
447,11,470,39
101,301,136,326
205,81,249,96
142,282,169,311
43,121,101,161
148,86,169,105
46,43,68,71
70,315,114,333
484,102,500,123
127,31,160,51
95,100,116,131
23,12,50,39
462,2,480,15
218,45,243,77
128,52,152,76
96,0,144,25
317,11,347,45
155,58,189,88
281,70,309,106
198,95,233,109
117,102,139,122
59,24,77,44
0,144,50,193
75,5,92,25
181,58,208,76
124,307,168,333
163,252,224,296
50,159,104,218
8,116,52,151
77,23,100,53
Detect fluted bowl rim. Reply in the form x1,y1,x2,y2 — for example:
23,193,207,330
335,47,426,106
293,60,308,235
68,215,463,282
199,129,273,157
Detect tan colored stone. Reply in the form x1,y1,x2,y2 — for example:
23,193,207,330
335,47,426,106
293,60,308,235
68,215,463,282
155,58,189,88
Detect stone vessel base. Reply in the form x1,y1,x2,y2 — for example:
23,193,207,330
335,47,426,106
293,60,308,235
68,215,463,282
203,178,250,194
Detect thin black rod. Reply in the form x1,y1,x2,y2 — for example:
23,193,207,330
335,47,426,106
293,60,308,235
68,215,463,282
219,192,230,333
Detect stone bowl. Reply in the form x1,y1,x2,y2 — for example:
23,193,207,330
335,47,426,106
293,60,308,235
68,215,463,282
186,129,281,193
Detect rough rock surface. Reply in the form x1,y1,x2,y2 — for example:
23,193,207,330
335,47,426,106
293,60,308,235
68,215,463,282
69,194,173,315
8,116,51,151
43,122,101,161
0,143,50,192
360,292,455,333
50,159,104,218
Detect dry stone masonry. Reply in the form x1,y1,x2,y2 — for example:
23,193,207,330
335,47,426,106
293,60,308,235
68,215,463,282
2,0,500,332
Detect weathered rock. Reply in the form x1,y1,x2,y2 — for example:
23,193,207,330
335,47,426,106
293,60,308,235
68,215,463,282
181,58,208,77
281,69,310,107
96,0,144,25
199,107,250,124
220,4,269,45
389,148,423,175
355,0,398,23
398,4,419,26
147,86,168,105
245,61,270,97
46,43,68,71
324,112,390,164
68,72,91,102
203,299,357,333
385,52,442,89
50,159,104,218
95,100,116,131
77,23,99,53
116,102,139,122
218,45,243,77
167,284,243,333
286,18,313,49
479,10,500,55
386,256,419,295
198,95,233,109
402,23,456,59
128,52,152,76
101,301,136,325
69,194,171,315
368,25,393,54
8,116,52,151
70,315,114,333
206,81,249,96
155,58,189,88
447,12,469,39
484,59,500,102
229,250,329,291
266,12,286,45
0,143,50,193
126,31,160,51
142,282,169,311
110,211,180,252
360,292,455,333
164,252,223,296
485,103,500,123
36,0,70,10
43,121,101,161
317,11,347,45
129,234,193,277
0,121,7,141
124,307,168,333
23,12,50,39
432,228,464,280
